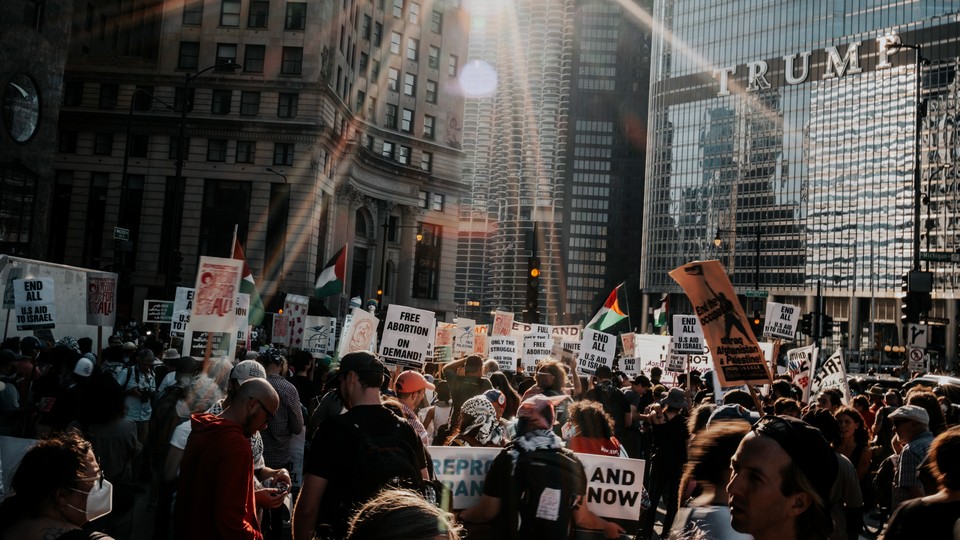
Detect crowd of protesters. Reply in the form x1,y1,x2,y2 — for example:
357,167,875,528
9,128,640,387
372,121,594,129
1,324,959,540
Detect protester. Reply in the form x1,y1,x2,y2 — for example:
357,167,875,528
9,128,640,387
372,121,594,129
639,387,689,540
881,426,960,539
563,399,627,457
396,370,435,445
0,431,116,540
889,404,934,510
523,359,574,430
905,388,947,436
802,409,863,540
727,415,838,540
0,349,21,435
174,378,280,540
835,406,872,482
773,397,802,418
443,355,493,422
444,394,505,447
346,489,461,540
115,349,157,481
289,350,320,410
489,372,520,419
584,365,631,441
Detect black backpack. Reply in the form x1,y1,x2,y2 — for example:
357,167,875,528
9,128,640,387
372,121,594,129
513,446,585,539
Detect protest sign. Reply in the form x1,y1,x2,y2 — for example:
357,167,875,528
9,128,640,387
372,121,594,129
85,273,116,327
669,260,772,387
473,325,489,356
810,348,851,404
635,334,675,386
235,294,250,349
551,325,582,343
13,278,56,331
183,330,233,359
577,329,616,375
272,314,290,347
764,302,800,340
672,314,705,354
666,350,687,372
303,316,337,357
619,333,638,377
380,305,435,369
428,446,500,509
191,257,243,334
454,318,475,356
143,300,174,324
488,337,520,372
491,311,514,336
522,333,553,374
283,294,310,348
337,307,379,357
787,345,817,402
436,323,456,347
170,287,194,337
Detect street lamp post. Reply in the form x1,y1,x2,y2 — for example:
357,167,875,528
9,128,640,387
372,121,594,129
377,217,422,309
166,62,241,295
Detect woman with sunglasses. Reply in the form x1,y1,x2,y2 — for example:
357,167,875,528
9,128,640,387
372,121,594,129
0,430,114,539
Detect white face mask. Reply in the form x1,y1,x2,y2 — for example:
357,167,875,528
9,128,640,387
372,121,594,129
68,479,113,522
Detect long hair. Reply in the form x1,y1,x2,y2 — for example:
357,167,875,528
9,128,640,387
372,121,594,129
677,421,748,512
568,400,615,439
489,372,520,419
834,406,868,446
536,360,566,393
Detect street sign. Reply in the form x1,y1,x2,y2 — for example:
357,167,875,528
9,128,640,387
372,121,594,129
744,289,768,298
920,251,960,263
113,227,130,241
924,316,950,325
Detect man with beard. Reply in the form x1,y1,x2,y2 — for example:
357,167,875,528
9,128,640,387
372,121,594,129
174,378,280,540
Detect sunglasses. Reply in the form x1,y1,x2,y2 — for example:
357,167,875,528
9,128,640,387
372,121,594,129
254,398,275,422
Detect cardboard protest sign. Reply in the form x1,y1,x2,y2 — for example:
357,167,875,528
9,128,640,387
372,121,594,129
619,333,638,377
380,305,435,369
635,334,674,386
764,302,800,340
191,257,243,334
272,314,290,347
672,314,705,354
85,273,116,327
337,307,379,357
669,260,772,387
13,278,56,331
436,323,456,347
522,333,553,374
170,287,194,337
666,350,687,372
472,325,489,356
303,316,337,357
235,294,250,349
810,348,851,404
143,300,174,324
787,345,817,403
577,329,616,375
283,294,310,348
454,318,475,356
491,311,514,336
488,337,520,372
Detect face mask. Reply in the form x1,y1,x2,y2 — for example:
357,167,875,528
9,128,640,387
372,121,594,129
68,479,113,522
561,422,577,441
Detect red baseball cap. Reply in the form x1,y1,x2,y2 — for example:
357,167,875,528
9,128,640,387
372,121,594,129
396,371,435,393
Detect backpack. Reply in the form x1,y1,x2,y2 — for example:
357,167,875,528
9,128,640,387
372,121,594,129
148,381,187,469
332,411,425,512
513,446,585,539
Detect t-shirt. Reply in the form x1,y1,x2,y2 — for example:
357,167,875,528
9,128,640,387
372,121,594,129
669,505,752,540
882,497,960,540
446,373,493,419
304,404,428,538
568,435,624,457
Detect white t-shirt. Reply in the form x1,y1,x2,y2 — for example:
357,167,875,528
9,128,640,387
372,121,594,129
170,416,265,470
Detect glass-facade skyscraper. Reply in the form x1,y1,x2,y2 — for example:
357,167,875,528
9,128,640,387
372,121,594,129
643,1,960,368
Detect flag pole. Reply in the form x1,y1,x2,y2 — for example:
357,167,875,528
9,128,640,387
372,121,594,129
231,224,239,255
621,280,633,332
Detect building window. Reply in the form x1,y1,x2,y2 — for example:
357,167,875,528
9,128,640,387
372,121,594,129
448,54,458,77
129,134,149,157
240,91,260,116
431,193,444,211
355,90,365,113
169,136,190,159
373,22,382,46
420,151,433,171
392,0,403,18
401,108,413,132
94,132,113,155
59,130,78,153
220,0,240,26
408,2,420,23
278,92,298,117
430,9,442,33
388,68,399,91
216,43,237,66
359,52,369,72
179,41,199,69
371,59,381,78
425,79,437,103
398,145,410,164
412,223,441,299
403,73,416,96
390,32,401,54
382,141,395,159
385,104,398,128
406,38,419,61
428,46,440,69
211,89,232,114
362,14,371,39
366,135,374,149
236,140,256,163
281,47,303,75
183,0,203,25
418,190,428,208
98,83,118,109
248,0,269,27
273,143,294,165
285,2,306,30
199,180,251,257
207,139,227,161
423,114,435,139
244,44,265,72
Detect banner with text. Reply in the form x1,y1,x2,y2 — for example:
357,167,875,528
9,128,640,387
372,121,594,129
763,302,800,340
522,333,553,374
235,294,250,349
303,316,337,357
473,325,489,356
143,300,174,325
283,294,310,348
577,329,616,375
491,311,514,336
620,333,638,377
454,318,475,356
190,257,243,334
380,304,435,369
810,348,851,404
85,273,117,327
13,278,56,331
672,314,705,354
272,314,290,347
170,287,194,337
787,344,817,403
488,337,520,372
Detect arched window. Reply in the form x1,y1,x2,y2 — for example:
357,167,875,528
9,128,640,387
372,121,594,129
355,209,368,237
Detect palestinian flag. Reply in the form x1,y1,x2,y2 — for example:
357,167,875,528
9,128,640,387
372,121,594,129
315,245,347,298
586,284,627,331
233,239,265,326
653,294,668,328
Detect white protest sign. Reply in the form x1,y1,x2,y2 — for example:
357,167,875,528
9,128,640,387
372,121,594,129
635,334,674,385
810,348,851,404
85,273,117,327
190,257,243,334
619,333,638,377
303,316,337,357
491,311,514,336
764,302,801,340
454,318,475,356
551,325,582,343
666,351,687,372
13,278,56,331
787,344,817,403
338,307,379,357
235,293,250,349
284,294,310,348
522,333,553,374
488,337,520,372
170,287,194,337
672,315,705,354
428,446,500,509
577,329,616,375
380,305,435,369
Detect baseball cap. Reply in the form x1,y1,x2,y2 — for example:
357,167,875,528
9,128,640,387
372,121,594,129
73,357,95,378
230,360,267,382
396,371,435,393
751,415,838,504
889,404,930,425
484,389,506,408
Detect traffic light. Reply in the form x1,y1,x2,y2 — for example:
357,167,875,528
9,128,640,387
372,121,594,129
376,286,384,305
821,314,834,338
799,313,812,335
750,310,763,337
172,251,184,286
523,257,541,323
901,273,919,324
